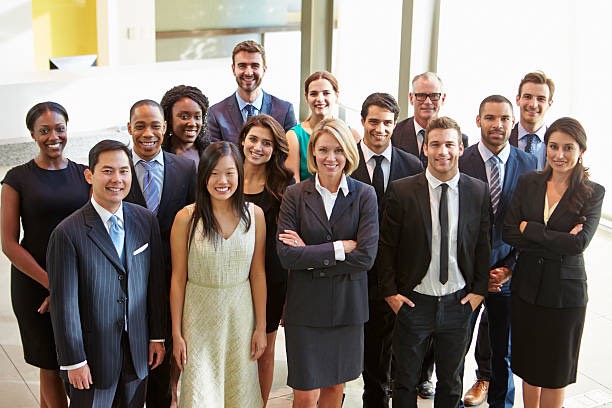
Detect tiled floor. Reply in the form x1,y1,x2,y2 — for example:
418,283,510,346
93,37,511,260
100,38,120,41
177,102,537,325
1,156,611,407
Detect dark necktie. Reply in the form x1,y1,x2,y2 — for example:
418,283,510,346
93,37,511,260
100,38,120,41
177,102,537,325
524,133,537,154
439,183,449,284
489,155,502,217
245,104,255,121
372,155,385,207
418,129,428,168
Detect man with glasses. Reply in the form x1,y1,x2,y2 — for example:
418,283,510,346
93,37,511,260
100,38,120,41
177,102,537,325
509,71,555,170
392,72,468,170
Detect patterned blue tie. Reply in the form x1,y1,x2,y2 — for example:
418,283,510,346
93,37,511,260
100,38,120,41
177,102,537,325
489,155,502,217
139,160,160,215
108,215,124,260
524,133,537,154
245,104,255,121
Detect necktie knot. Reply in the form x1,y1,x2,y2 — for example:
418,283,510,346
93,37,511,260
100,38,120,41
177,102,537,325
373,155,384,165
108,215,124,259
245,104,255,119
139,160,154,171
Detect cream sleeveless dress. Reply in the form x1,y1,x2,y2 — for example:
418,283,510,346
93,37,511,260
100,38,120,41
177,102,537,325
179,203,262,407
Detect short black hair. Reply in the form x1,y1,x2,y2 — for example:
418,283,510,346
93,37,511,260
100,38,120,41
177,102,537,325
478,95,514,117
360,93,400,121
88,139,132,171
129,99,164,121
26,102,69,132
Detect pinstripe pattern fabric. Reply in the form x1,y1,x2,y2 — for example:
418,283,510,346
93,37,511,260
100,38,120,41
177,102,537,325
489,155,502,216
47,202,166,389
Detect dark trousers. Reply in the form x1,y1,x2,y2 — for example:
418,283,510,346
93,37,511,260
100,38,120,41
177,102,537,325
485,292,514,408
419,339,435,383
146,319,173,408
363,293,395,407
69,334,147,408
392,290,472,408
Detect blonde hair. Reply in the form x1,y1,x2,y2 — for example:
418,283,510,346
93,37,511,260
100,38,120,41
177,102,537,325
307,118,359,176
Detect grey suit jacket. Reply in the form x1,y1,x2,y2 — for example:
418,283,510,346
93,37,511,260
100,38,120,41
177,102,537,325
277,177,379,327
208,90,297,144
48,202,166,388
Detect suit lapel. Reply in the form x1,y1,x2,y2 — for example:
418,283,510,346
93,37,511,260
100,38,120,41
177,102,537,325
157,151,174,219
501,149,519,214
123,205,142,274
302,180,332,234
415,174,432,252
352,144,371,183
84,203,126,273
126,164,146,207
406,118,420,154
457,174,471,251
509,124,519,147
229,96,245,136
260,91,272,115
329,178,356,227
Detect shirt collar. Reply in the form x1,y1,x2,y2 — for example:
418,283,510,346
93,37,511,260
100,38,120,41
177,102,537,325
477,141,511,165
235,90,264,112
414,120,425,135
133,149,164,167
360,141,392,164
90,197,124,227
315,173,349,197
425,168,460,191
518,122,547,142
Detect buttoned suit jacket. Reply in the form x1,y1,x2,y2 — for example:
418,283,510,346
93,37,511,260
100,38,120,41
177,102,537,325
47,202,166,388
208,90,297,144
459,144,537,270
125,150,196,287
503,172,605,308
277,176,379,327
378,172,491,298
391,116,469,156
351,142,423,293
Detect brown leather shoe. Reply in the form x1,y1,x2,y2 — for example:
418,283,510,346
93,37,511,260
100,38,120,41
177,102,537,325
463,380,489,406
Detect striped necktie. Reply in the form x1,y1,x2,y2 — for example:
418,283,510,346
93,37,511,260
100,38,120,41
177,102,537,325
489,155,502,217
139,160,161,215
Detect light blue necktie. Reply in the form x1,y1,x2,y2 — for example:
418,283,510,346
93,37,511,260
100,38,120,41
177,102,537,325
108,215,125,260
139,160,161,215
489,155,502,217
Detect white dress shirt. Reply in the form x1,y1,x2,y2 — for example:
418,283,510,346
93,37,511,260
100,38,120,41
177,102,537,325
360,142,393,191
414,121,426,153
314,173,349,261
413,169,466,296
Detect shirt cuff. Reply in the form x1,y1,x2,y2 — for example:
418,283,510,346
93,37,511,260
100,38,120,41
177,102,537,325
61,360,87,371
333,241,345,261
150,339,165,343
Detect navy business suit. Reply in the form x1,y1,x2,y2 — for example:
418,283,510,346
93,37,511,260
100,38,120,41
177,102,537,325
378,172,491,407
459,144,537,408
125,150,195,407
351,143,422,407
277,176,378,389
48,202,166,401
208,91,297,144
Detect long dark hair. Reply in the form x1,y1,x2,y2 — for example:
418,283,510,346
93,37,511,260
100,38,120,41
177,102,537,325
160,85,210,155
188,141,251,247
238,114,294,201
543,117,593,214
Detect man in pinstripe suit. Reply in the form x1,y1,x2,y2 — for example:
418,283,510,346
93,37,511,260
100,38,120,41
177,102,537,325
47,140,167,407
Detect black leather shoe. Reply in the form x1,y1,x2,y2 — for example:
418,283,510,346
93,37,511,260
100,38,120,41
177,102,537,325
417,380,435,399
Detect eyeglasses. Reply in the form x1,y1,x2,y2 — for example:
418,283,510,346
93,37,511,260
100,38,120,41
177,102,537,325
414,93,442,102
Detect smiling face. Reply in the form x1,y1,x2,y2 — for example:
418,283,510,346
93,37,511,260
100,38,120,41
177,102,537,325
410,76,446,128
85,149,132,213
31,110,68,160
232,51,266,95
242,125,274,166
306,78,338,118
171,97,202,145
516,82,552,131
424,128,463,181
207,154,239,202
546,131,583,175
313,131,346,180
361,105,396,154
128,103,166,161
476,102,515,154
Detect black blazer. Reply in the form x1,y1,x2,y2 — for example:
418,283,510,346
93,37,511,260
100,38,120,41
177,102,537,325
503,172,605,308
378,173,491,298
47,202,166,388
391,116,469,156
277,176,379,327
459,144,537,270
125,151,196,286
208,90,297,144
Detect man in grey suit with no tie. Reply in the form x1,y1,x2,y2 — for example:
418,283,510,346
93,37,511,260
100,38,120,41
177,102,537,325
207,40,297,144
48,140,166,407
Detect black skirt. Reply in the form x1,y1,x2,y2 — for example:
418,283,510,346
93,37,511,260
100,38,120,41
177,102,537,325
285,323,363,390
511,295,586,388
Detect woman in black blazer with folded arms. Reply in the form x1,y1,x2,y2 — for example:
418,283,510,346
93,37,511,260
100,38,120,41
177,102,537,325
503,117,605,408
277,118,378,408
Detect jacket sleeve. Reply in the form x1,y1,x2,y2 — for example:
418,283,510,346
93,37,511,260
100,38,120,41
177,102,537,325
502,175,533,250
283,103,298,132
48,226,87,366
522,184,605,255
207,107,221,142
377,182,403,297
472,183,492,295
147,213,167,340
342,184,379,273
